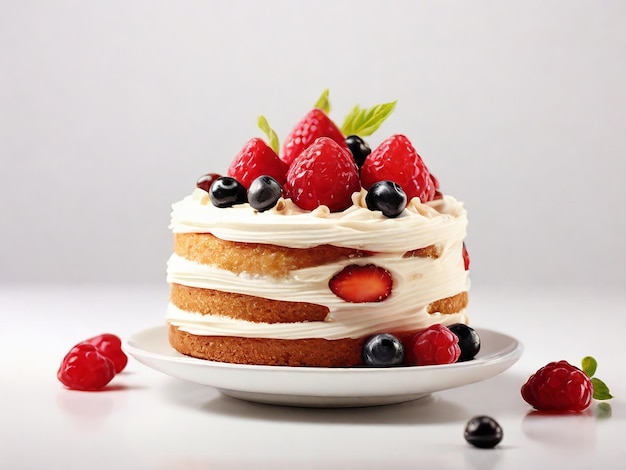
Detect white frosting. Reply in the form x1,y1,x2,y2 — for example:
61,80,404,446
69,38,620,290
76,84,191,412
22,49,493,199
166,188,470,340
170,188,467,251
167,303,468,340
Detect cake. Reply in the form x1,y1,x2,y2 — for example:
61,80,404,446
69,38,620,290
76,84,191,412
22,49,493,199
166,92,470,367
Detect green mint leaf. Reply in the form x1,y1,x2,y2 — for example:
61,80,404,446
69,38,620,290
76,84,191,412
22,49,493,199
581,356,597,378
314,89,331,114
341,100,397,137
341,105,361,136
591,377,613,400
257,115,280,154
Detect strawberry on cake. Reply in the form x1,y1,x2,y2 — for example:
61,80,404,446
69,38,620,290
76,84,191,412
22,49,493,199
166,91,472,367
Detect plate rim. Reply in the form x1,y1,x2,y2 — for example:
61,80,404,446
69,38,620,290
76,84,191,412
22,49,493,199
125,325,522,374
125,325,522,406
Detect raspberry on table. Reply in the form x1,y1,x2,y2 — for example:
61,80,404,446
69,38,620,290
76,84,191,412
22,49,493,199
408,324,461,366
521,360,593,412
85,333,128,374
57,343,116,391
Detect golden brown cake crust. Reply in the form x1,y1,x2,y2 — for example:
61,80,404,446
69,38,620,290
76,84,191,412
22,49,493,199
403,244,441,259
168,325,365,367
170,283,329,323
168,326,464,367
427,291,468,314
174,233,373,277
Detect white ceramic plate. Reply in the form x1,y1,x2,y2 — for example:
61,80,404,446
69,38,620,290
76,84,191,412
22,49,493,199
125,326,522,407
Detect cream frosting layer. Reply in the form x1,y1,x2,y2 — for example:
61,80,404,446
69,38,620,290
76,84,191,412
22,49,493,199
166,188,470,340
170,188,467,251
167,303,468,340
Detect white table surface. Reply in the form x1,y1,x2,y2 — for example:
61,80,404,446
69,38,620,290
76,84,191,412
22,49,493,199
1,284,624,469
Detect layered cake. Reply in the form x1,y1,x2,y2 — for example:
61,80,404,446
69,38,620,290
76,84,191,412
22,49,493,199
166,93,470,367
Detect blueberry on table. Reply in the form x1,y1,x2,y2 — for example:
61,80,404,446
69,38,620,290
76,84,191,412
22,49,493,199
362,333,405,367
209,176,247,208
448,323,481,361
464,416,503,449
365,180,407,218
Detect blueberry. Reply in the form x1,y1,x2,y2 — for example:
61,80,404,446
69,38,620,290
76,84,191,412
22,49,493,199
464,416,503,448
209,176,247,208
248,175,282,212
345,135,371,168
362,333,405,367
365,180,407,218
448,324,481,361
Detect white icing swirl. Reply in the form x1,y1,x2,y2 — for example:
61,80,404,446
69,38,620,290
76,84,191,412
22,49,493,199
169,188,467,251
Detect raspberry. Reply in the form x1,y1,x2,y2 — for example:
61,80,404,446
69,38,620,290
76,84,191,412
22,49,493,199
521,360,593,412
85,333,128,373
408,324,461,366
57,343,116,391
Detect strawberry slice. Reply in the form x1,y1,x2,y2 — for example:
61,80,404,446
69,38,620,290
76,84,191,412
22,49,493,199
227,137,288,189
360,134,436,202
329,264,393,303
284,137,360,212
462,243,470,270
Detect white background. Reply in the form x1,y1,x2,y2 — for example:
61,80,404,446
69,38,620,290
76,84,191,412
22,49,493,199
1,1,625,291
1,4,625,468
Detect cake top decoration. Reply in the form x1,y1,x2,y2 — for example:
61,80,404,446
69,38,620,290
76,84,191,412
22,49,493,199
196,90,442,218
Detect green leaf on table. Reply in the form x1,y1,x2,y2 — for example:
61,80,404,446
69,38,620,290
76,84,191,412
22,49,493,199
591,377,613,401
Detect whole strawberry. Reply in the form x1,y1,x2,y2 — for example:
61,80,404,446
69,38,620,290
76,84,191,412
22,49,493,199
281,109,348,166
227,137,288,189
284,137,360,212
57,343,116,391
360,134,437,203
